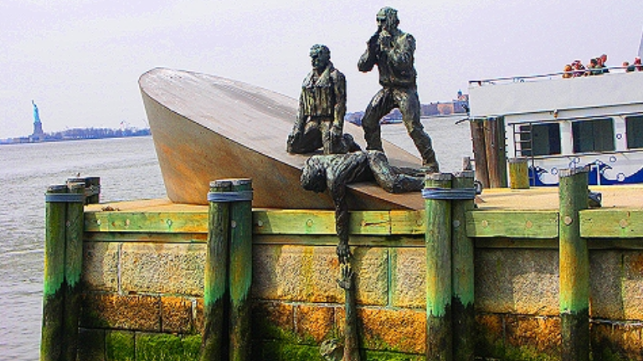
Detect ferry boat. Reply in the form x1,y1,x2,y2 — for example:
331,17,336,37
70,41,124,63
468,69,643,186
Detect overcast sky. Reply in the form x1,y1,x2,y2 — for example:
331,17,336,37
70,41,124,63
1,0,641,138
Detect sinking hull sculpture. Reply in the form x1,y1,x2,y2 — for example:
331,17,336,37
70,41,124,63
139,67,424,210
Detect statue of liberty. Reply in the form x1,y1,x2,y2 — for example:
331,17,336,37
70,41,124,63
32,100,41,123
31,100,44,138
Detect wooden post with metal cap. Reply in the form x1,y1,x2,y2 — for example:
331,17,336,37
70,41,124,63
423,173,453,361
558,167,590,361
200,180,232,361
451,171,476,361
41,181,86,361
228,178,253,361
41,185,68,361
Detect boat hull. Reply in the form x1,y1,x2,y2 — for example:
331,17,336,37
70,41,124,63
140,68,425,210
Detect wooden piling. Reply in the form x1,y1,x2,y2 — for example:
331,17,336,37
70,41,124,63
41,185,68,361
470,120,490,189
67,177,100,204
484,117,507,188
61,182,85,361
200,180,232,361
558,168,589,361
424,173,453,361
508,158,530,189
496,117,508,188
451,171,475,361
228,179,253,361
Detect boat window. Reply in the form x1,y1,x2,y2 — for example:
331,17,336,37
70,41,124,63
626,115,643,149
572,118,614,153
518,123,561,156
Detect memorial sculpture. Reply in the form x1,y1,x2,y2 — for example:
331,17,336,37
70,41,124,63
358,7,439,172
287,44,360,155
292,23,432,360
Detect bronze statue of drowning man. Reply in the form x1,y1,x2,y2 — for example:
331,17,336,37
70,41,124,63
300,150,424,263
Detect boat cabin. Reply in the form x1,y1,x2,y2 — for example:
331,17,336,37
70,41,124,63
468,70,643,185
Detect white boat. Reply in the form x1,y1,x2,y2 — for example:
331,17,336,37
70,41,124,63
468,70,643,186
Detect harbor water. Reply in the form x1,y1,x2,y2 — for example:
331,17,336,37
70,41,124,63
0,117,471,360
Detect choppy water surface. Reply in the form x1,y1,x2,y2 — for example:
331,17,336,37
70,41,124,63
0,118,470,360
0,136,165,360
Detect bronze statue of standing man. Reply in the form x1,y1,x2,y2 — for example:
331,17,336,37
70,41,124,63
288,44,359,155
358,7,439,172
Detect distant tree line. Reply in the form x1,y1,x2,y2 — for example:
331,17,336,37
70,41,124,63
44,127,151,140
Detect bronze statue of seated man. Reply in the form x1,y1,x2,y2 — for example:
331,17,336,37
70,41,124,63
287,44,359,155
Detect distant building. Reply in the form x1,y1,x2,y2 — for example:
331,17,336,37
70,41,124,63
346,91,470,124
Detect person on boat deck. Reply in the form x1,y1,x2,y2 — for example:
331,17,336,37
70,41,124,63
634,57,643,71
562,64,573,78
587,58,601,76
597,54,609,74
300,150,424,263
287,44,360,155
357,6,439,172
572,60,585,77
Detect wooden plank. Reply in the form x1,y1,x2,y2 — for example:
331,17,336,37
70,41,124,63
466,210,559,238
252,210,391,235
252,235,424,248
84,211,208,233
391,210,425,235
580,209,643,238
84,232,207,243
475,238,559,249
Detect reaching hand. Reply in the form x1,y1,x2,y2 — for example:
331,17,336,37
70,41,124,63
336,263,354,290
336,243,351,264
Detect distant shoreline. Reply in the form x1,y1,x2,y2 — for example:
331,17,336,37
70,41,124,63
0,128,151,145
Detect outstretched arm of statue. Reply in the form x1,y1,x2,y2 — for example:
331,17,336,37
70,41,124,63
358,34,379,72
287,92,308,152
337,263,360,361
332,181,351,264
332,72,347,136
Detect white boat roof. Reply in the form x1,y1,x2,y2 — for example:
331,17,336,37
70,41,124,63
469,70,643,118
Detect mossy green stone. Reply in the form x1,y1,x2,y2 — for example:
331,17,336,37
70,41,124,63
254,341,324,361
362,350,424,361
136,333,199,361
106,330,134,361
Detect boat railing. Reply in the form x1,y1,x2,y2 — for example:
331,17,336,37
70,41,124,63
469,66,636,87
